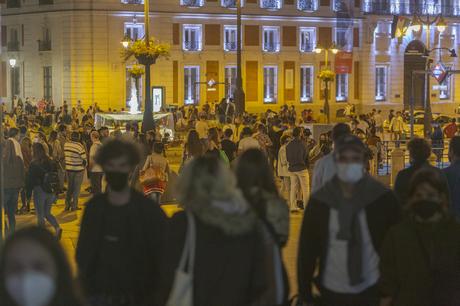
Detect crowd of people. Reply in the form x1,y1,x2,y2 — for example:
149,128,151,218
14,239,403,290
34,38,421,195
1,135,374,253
0,98,460,306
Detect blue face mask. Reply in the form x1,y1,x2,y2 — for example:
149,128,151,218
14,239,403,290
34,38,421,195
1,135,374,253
337,163,364,184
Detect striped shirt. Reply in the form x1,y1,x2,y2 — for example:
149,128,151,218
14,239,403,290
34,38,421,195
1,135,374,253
64,141,87,172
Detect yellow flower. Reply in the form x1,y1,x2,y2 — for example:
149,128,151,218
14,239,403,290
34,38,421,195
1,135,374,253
128,64,145,77
121,38,171,62
318,69,335,82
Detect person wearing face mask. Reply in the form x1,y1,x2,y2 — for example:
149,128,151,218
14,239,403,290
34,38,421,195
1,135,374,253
380,168,460,306
76,138,167,306
0,226,85,306
297,135,400,306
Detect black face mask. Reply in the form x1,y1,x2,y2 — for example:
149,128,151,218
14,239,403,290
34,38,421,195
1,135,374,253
413,200,441,220
105,171,129,191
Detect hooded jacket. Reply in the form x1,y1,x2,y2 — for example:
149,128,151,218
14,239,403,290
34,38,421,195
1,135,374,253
156,198,279,306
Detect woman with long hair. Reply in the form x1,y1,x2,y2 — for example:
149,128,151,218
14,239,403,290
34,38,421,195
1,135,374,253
183,129,204,162
28,143,62,238
19,137,32,214
380,168,460,306
0,227,85,306
157,156,276,306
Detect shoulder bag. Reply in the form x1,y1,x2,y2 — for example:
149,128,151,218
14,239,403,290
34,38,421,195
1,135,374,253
166,212,196,306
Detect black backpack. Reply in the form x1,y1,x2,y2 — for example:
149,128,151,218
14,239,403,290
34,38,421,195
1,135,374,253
41,161,59,194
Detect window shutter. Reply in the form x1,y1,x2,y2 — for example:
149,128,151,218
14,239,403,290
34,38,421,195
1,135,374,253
172,23,180,45
355,0,361,7
285,0,295,4
205,24,221,46
1,26,7,48
318,27,332,48
244,25,259,46
246,0,257,3
320,0,330,6
246,61,259,101
282,26,297,47
354,61,360,99
0,62,6,97
353,28,360,48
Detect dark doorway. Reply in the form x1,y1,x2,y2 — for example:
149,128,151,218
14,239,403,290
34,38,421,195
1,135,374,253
404,40,427,110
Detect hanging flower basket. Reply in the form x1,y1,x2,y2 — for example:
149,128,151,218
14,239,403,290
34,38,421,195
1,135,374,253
122,38,170,65
318,69,335,82
128,64,145,79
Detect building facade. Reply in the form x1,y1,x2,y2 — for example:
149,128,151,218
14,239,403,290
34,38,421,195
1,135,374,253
1,0,460,116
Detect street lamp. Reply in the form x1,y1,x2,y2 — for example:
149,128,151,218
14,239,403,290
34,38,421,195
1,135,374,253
8,58,16,68
409,13,448,138
234,0,246,116
121,33,131,49
315,42,340,123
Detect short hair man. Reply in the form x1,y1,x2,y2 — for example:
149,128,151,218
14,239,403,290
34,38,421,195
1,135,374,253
444,136,460,218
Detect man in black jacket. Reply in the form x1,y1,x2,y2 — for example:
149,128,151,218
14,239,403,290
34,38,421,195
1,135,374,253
286,127,310,213
76,139,166,306
297,135,400,306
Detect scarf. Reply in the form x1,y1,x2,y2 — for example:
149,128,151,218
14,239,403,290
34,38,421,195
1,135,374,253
313,175,388,285
10,138,23,161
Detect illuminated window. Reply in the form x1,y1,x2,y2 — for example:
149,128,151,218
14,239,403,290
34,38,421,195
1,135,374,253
184,66,200,105
263,26,280,52
264,66,278,103
336,73,348,102
181,0,205,7
225,66,237,98
299,28,316,52
224,25,238,51
124,23,144,40
300,66,314,103
375,65,388,101
334,27,349,49
183,25,202,51
261,0,282,9
221,0,244,7
297,0,318,11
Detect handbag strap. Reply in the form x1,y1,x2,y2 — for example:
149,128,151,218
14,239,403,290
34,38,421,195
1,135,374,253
177,212,196,275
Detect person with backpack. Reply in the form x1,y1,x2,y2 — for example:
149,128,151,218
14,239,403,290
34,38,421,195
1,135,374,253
141,142,170,203
28,143,62,239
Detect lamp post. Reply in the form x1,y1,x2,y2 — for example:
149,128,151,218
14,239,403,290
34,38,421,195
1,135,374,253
314,43,339,124
234,0,245,116
122,1,155,132
409,14,447,138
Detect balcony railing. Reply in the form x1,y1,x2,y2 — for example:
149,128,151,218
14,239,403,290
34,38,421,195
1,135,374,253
298,0,318,11
261,0,281,9
121,0,144,3
39,0,54,4
183,41,202,51
7,41,20,51
300,43,314,52
263,43,280,52
181,0,204,7
362,0,460,16
224,41,237,51
222,0,237,8
38,40,52,51
6,0,21,8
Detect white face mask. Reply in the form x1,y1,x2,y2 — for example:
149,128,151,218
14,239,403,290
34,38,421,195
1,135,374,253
337,162,364,184
6,271,56,306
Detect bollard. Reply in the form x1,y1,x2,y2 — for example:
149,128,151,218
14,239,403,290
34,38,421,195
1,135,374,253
391,147,405,187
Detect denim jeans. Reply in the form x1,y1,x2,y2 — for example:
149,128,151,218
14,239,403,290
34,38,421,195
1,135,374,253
33,186,59,230
4,188,20,234
66,170,84,210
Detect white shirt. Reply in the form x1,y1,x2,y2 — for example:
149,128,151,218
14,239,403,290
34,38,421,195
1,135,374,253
238,137,260,153
311,153,336,193
195,120,209,140
323,210,380,294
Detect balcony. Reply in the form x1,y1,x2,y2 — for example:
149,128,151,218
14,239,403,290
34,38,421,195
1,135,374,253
181,0,204,7
263,43,280,52
6,0,21,8
300,43,314,52
297,0,317,11
183,41,202,51
261,0,281,9
38,40,52,51
362,0,460,16
39,0,54,4
121,0,143,3
224,41,237,51
222,0,237,7
7,41,20,52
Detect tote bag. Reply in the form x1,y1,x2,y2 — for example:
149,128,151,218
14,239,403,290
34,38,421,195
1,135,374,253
166,212,196,306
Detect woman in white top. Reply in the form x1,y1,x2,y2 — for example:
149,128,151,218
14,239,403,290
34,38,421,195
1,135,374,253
277,135,292,205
